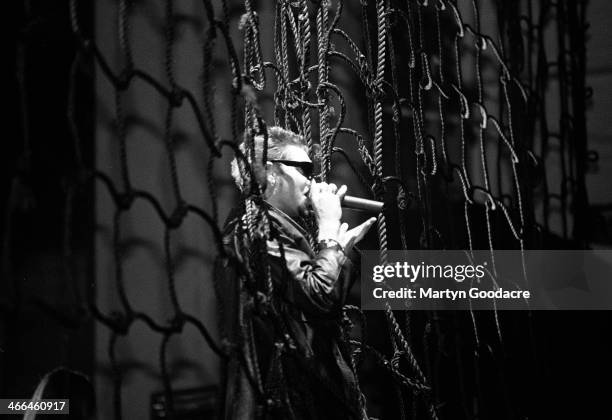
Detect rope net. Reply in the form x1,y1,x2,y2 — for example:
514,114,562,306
6,0,591,418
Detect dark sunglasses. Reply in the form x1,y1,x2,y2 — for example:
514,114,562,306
269,159,314,179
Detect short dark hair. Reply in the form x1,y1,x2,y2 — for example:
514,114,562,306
230,126,307,192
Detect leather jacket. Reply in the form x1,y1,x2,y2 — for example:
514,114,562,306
220,202,364,420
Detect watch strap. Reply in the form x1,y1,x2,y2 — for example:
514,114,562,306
317,238,344,253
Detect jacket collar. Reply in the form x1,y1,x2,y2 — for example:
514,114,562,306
264,201,310,241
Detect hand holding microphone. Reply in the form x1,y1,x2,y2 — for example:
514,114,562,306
308,181,383,217
308,180,380,253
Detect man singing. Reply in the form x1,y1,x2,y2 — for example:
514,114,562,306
222,126,376,419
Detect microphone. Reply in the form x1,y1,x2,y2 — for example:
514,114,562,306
341,195,384,213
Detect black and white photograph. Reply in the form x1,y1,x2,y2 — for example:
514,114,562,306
3,0,612,419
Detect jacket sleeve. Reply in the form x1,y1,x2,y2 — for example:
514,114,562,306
266,233,353,315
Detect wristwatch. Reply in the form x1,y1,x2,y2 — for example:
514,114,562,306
318,238,344,254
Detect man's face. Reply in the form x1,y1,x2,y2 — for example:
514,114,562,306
268,145,312,217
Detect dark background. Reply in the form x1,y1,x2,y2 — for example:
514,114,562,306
2,1,612,419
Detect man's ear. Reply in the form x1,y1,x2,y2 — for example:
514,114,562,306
264,161,276,179
264,162,276,196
